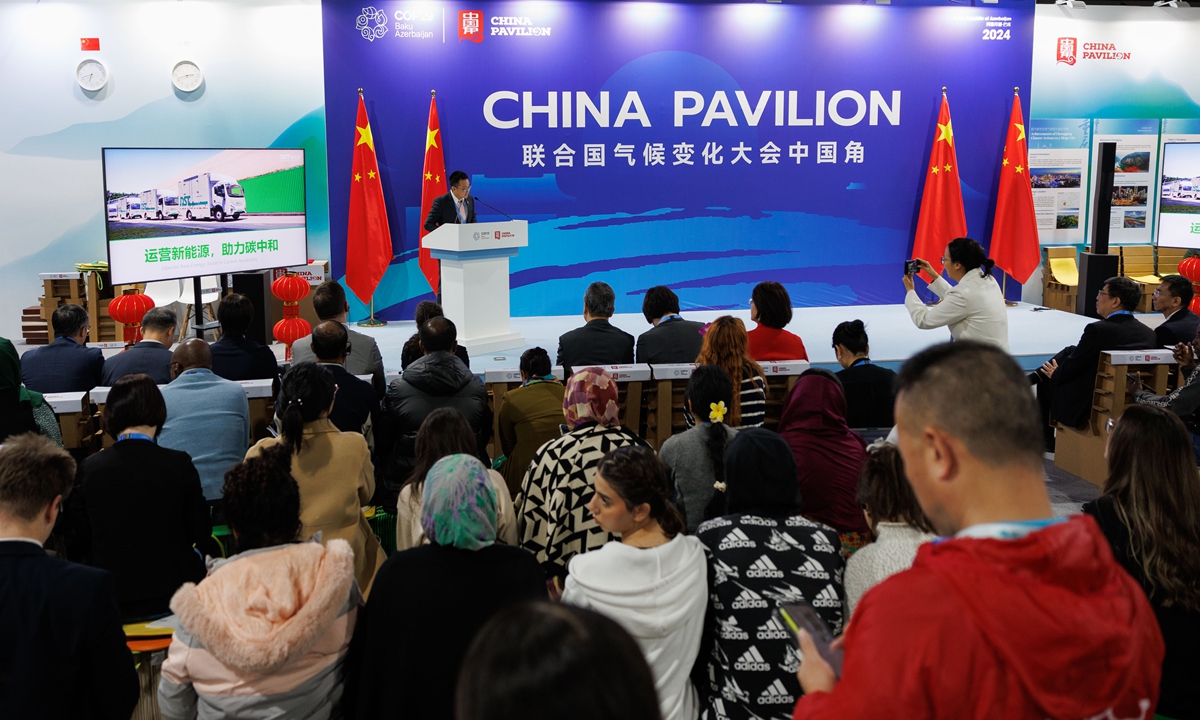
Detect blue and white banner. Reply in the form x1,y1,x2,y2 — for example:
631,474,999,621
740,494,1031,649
323,0,1034,319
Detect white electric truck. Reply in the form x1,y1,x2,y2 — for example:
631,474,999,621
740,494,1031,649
178,172,246,221
140,189,181,220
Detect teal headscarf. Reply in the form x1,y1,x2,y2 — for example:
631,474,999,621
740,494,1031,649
0,338,42,408
420,454,499,551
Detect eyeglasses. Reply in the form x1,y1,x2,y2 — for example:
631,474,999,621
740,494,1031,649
1106,418,1115,435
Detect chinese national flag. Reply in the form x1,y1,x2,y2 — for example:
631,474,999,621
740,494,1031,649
345,93,393,304
988,93,1040,284
912,92,968,275
417,95,446,295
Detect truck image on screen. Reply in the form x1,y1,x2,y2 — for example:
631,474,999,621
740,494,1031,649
178,172,246,221
118,197,146,219
140,189,180,220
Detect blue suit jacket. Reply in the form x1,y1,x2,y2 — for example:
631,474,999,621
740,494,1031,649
100,340,173,386
20,336,105,393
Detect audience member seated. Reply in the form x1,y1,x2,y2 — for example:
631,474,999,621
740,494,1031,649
695,428,845,719
1152,274,1199,347
496,347,565,495
635,285,705,364
100,306,176,385
792,341,1164,718
519,368,646,582
307,321,380,450
777,369,872,552
0,433,138,720
556,282,635,376
457,602,661,720
20,303,104,393
291,280,387,395
832,320,897,428
1083,405,1200,720
67,374,209,620
747,281,809,361
246,362,384,596
158,339,251,506
690,316,766,429
659,365,736,533
563,446,707,720
1133,324,1200,463
0,337,41,443
400,300,471,370
384,316,491,484
209,293,279,382
904,238,1010,351
350,454,545,720
395,408,518,552
1030,277,1157,452
844,442,935,617
159,445,359,720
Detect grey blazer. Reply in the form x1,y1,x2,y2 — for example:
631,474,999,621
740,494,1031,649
291,324,386,396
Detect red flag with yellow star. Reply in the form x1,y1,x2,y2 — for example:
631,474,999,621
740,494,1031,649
417,95,446,295
988,92,1040,284
345,92,393,304
912,91,968,275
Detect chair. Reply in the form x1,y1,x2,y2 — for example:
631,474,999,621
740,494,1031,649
180,276,223,341
1043,247,1079,313
124,620,174,720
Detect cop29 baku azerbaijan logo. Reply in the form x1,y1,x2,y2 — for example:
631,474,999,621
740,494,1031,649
357,6,388,41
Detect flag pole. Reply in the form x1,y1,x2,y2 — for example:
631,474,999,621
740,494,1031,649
353,87,388,328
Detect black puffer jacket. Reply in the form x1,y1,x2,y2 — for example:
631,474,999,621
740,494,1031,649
382,351,492,485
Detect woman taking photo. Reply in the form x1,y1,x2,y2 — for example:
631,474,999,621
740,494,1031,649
496,347,565,495
904,237,1009,351
1084,405,1200,719
659,365,737,533
563,446,707,720
246,362,384,596
692,316,766,429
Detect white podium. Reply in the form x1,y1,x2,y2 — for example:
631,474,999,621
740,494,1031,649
422,220,528,353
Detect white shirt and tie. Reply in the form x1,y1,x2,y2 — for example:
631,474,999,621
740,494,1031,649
905,270,1010,351
453,194,467,222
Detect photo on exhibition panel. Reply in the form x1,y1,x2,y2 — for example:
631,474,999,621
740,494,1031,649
1158,142,1200,250
102,148,309,285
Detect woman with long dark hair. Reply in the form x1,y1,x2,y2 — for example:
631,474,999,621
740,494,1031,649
395,407,518,552
904,237,1009,351
692,316,766,429
563,446,707,720
1084,405,1200,719
247,362,384,595
659,365,737,533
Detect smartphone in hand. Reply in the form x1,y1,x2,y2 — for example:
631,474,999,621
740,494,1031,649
778,602,843,678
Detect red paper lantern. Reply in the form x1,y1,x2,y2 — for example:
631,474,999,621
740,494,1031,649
1179,257,1200,314
270,272,312,360
108,289,156,345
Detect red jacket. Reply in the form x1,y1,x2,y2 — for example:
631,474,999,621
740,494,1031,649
748,325,808,362
794,516,1164,719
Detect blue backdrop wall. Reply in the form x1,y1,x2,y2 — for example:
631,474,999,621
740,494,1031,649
322,0,1035,320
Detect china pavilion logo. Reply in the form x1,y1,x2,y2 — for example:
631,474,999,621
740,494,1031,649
356,6,388,41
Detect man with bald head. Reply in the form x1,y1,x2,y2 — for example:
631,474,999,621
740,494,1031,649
307,321,380,450
157,338,251,508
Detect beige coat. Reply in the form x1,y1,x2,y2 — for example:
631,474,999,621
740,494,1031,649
246,419,385,596
395,468,518,552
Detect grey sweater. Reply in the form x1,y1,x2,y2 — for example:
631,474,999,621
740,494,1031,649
660,424,738,533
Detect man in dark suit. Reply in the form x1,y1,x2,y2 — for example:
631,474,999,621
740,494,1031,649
290,281,387,396
0,433,139,720
423,170,476,232
308,321,380,448
1031,276,1157,451
21,303,105,393
635,286,705,365
210,293,280,382
1152,274,1200,347
100,306,176,385
557,281,635,378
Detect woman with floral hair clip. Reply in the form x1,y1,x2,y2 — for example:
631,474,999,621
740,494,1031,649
660,365,738,533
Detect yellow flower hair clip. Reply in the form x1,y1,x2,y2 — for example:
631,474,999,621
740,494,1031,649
709,400,727,424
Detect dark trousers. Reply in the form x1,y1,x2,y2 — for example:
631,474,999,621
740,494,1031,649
1030,347,1073,451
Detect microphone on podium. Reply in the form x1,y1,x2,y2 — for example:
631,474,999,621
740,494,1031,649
471,195,515,221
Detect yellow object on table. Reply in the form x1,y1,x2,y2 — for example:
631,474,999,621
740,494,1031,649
1049,257,1079,286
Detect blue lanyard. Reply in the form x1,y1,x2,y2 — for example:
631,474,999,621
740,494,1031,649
851,358,871,367
1108,310,1132,318
658,314,683,324
117,432,154,443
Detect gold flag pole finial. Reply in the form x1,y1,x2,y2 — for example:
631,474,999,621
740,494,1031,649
1014,86,1020,94
431,89,436,97
358,87,363,94
942,86,947,94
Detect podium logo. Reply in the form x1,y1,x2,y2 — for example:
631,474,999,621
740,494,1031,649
356,6,388,42
1056,37,1077,65
472,231,492,240
459,10,484,43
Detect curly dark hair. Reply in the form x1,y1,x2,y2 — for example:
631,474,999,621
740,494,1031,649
222,444,302,551
596,445,684,538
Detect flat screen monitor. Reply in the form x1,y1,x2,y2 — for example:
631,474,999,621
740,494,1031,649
1157,141,1200,249
102,148,308,285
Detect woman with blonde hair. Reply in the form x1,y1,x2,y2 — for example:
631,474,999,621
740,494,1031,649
1084,404,1200,719
691,316,766,429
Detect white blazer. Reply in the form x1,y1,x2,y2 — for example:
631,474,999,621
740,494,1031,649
905,271,1010,351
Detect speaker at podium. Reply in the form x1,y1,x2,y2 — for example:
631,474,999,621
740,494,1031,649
421,220,528,353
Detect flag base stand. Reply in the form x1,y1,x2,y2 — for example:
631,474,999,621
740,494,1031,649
1002,274,1019,307
356,296,387,327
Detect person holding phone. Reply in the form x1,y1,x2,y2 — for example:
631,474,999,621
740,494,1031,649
903,238,1009,351
1131,323,1200,463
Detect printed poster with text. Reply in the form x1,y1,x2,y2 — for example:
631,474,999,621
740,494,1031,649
1029,118,1090,245
1157,118,1200,250
1092,119,1158,244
